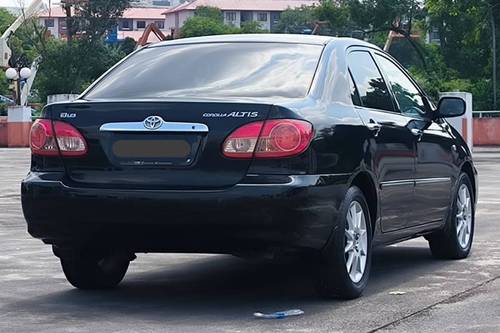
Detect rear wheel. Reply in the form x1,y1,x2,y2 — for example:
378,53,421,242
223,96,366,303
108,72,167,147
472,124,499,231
316,186,372,299
428,173,474,259
57,248,131,290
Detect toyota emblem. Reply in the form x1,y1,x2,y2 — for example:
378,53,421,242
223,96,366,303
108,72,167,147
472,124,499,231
143,116,163,130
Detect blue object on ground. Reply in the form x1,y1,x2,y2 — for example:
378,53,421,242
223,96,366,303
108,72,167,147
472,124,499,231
253,309,304,319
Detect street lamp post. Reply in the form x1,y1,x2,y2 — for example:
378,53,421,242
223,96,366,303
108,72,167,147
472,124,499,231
5,66,32,106
3,66,33,147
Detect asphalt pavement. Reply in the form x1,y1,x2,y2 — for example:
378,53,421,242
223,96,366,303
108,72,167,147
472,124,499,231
0,148,499,332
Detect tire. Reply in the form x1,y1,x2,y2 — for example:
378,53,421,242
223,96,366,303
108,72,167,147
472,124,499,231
58,248,130,290
316,186,373,299
428,173,475,259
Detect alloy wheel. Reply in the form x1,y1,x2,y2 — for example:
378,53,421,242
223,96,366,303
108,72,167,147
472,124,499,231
345,201,368,283
456,184,472,249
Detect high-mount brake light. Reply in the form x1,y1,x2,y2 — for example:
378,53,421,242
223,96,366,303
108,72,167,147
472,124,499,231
30,119,87,157
223,119,313,159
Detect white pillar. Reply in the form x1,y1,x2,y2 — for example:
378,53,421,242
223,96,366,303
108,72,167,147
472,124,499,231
7,105,32,147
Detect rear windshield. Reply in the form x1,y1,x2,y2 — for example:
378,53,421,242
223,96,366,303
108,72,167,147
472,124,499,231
83,42,323,100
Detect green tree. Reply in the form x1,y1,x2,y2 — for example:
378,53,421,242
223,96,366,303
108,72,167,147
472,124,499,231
314,0,351,34
194,6,223,22
35,39,125,102
426,0,491,79
0,8,14,33
425,0,498,109
273,5,315,33
62,0,130,44
0,9,15,98
181,16,234,38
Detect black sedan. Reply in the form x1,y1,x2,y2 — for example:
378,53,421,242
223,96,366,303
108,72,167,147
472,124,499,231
22,34,477,299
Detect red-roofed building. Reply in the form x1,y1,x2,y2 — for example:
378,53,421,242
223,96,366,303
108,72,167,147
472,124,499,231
38,7,168,41
163,0,318,32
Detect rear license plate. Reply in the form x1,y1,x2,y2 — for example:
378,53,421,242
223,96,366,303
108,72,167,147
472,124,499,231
101,133,202,167
112,140,191,158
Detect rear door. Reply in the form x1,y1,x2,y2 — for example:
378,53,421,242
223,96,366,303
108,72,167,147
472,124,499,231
48,101,272,190
373,53,454,225
348,50,417,232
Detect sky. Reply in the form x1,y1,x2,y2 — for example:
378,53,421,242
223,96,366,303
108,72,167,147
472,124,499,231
0,0,57,8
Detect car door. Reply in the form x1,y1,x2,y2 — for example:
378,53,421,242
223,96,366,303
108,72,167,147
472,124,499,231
373,53,454,226
348,50,417,232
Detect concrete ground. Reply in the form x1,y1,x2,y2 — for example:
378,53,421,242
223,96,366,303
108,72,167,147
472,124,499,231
0,148,499,333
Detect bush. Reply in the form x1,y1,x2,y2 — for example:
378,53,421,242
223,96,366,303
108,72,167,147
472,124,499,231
180,16,237,38
119,37,137,55
240,21,267,34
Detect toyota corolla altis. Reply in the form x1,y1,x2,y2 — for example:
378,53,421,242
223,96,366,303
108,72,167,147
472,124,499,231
22,34,477,299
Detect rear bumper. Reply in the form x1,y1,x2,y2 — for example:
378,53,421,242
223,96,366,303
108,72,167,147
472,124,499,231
21,172,349,253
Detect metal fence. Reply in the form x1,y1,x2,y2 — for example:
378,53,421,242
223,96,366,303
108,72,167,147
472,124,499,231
473,111,500,118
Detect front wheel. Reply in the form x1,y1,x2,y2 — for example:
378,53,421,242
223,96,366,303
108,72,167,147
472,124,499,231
316,186,372,299
58,248,131,290
428,173,475,259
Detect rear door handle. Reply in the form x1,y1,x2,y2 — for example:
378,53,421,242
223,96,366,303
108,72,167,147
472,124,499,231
366,119,381,137
410,128,424,141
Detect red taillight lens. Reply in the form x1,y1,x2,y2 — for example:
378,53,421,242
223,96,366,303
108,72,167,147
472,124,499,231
223,119,313,159
30,119,87,157
30,119,58,156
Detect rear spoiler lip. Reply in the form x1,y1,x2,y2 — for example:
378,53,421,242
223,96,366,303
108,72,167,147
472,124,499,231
62,96,309,105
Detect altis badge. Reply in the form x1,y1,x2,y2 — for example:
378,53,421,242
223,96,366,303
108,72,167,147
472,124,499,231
202,111,259,118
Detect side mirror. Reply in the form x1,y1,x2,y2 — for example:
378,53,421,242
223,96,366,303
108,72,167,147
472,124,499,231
435,97,466,119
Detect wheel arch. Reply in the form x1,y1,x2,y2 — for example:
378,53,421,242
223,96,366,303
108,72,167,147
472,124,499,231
460,160,476,202
349,171,379,234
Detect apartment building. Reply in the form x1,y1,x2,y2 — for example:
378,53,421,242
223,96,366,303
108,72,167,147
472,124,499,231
38,6,168,41
163,0,318,32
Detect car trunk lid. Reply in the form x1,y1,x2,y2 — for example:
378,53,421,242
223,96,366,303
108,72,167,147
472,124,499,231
47,101,272,189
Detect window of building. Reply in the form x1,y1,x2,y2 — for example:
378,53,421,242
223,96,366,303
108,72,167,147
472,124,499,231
120,19,132,31
374,54,427,118
44,19,54,28
137,20,146,29
429,27,440,43
154,20,165,29
348,51,394,112
257,12,267,22
59,19,67,31
225,12,237,22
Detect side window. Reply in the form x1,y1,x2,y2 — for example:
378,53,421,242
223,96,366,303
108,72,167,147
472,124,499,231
348,71,362,106
348,51,394,112
375,54,427,118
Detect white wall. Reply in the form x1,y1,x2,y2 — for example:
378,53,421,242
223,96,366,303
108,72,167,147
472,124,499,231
178,11,193,29
165,13,176,29
165,11,193,30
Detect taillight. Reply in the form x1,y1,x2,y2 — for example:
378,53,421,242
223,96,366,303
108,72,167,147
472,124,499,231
30,119,87,157
223,119,313,158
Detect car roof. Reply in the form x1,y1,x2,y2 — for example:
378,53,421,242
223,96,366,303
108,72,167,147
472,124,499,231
150,33,358,47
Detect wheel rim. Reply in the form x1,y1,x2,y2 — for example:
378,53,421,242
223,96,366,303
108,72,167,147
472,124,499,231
345,201,368,283
456,184,472,249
